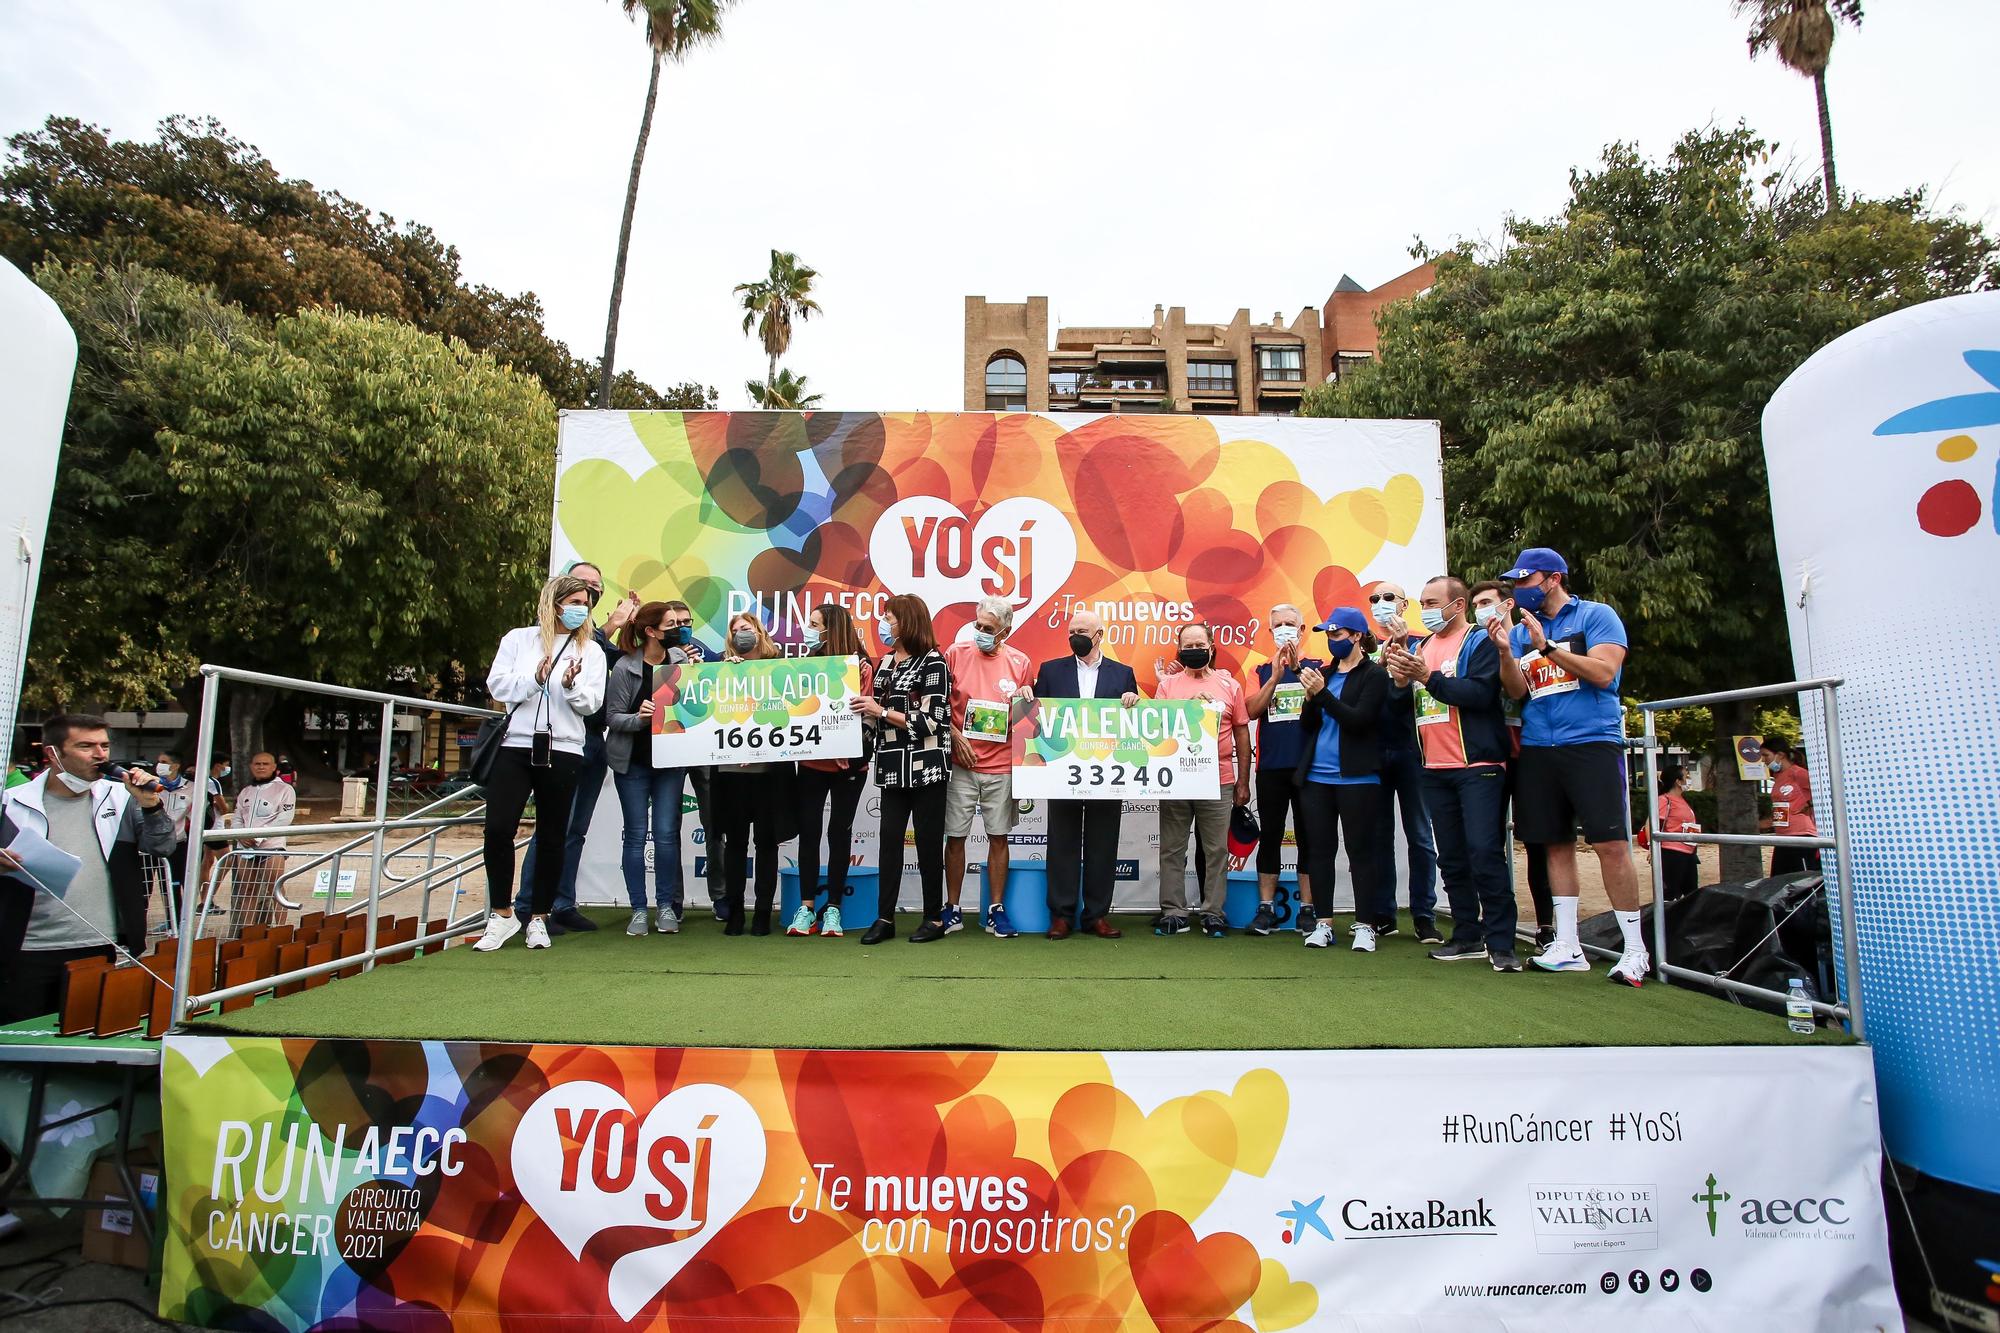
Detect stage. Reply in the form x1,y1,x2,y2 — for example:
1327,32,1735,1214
178,907,1848,1052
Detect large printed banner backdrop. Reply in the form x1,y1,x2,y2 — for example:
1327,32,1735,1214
552,411,1446,910
159,1036,1897,1331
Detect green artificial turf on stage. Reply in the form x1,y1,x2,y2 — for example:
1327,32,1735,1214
186,908,1850,1051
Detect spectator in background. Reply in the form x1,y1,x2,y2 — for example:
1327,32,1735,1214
1,715,175,1023
1243,604,1318,935
1759,741,1820,876
655,599,725,921
942,596,1035,939
1295,608,1388,952
1153,623,1251,939
791,604,873,938
1367,582,1441,944
1656,763,1702,900
854,594,953,945
153,750,196,919
1471,581,1554,950
514,559,639,936
275,754,297,786
232,752,295,933
603,601,689,937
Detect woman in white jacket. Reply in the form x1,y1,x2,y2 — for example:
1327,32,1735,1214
475,574,608,951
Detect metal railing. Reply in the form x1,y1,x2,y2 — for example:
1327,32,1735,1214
1636,677,1863,1041
169,665,502,1027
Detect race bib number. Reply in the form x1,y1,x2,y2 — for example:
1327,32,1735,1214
964,699,1009,744
651,657,864,765
1012,699,1220,800
1413,658,1454,727
1520,649,1579,700
1268,681,1305,723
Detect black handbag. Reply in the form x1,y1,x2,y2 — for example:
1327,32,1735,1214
467,702,523,786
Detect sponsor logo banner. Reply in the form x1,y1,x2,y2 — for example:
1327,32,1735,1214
159,1040,1899,1330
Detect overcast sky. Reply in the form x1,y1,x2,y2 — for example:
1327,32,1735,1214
4,0,1995,412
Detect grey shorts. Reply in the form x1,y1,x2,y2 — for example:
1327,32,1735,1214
945,768,1018,838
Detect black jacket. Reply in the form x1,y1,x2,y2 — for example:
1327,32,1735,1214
1386,627,1510,767
1032,654,1139,703
1293,656,1388,784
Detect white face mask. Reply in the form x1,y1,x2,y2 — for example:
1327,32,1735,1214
1272,625,1300,648
54,768,94,794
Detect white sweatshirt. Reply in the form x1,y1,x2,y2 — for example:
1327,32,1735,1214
486,625,608,755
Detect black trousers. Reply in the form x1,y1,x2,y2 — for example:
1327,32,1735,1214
1663,848,1700,900
876,783,947,922
2,941,113,1025
797,765,867,914
688,766,722,905
1507,761,1554,929
482,747,583,915
1298,781,1384,918
1046,798,1122,925
714,770,780,925
1254,768,1311,876
1770,845,1822,878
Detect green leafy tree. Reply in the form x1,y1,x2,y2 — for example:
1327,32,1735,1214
1304,125,1995,876
745,368,822,409
597,0,733,407
1,115,714,408
735,249,822,392
1733,0,1863,212
27,263,556,769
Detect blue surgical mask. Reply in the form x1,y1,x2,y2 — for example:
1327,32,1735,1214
881,628,897,650
559,604,590,631
1371,602,1398,626
1473,603,1503,626
802,628,823,651
1272,625,1300,648
1419,607,1447,633
1326,638,1355,661
1767,760,1783,775
974,630,998,653
1511,583,1548,614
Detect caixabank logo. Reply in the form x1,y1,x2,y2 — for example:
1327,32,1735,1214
1692,1172,1857,1242
1338,1195,1498,1240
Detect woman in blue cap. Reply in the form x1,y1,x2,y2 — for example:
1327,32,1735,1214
1293,607,1389,952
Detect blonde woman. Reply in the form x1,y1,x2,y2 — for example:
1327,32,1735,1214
475,574,608,952
715,612,797,935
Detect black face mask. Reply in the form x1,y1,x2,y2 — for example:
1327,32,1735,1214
1069,632,1094,658
661,625,689,648
1177,647,1212,671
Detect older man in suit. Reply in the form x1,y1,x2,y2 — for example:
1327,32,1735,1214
1031,610,1141,940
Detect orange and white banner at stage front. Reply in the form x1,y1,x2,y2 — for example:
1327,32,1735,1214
160,1036,1897,1331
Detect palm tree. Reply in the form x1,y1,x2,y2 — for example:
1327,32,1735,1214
746,368,823,410
597,0,732,408
1732,0,1863,213
735,250,822,393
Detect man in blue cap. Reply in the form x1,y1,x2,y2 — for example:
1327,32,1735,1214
1488,548,1649,985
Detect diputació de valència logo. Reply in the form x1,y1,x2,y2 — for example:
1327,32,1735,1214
1873,348,2000,537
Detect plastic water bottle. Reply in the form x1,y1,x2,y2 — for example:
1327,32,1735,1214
1786,979,1816,1035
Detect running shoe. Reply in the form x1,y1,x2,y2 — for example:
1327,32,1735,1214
1351,923,1377,953
473,913,521,952
821,906,844,937
939,904,965,935
1200,912,1228,938
1607,950,1650,988
1490,950,1523,972
1374,921,1400,939
786,904,817,936
656,905,680,934
1535,925,1557,951
626,909,649,937
1530,940,1591,973
1303,920,1335,949
1154,914,1191,936
524,919,552,949
1429,940,1489,962
1249,903,1277,936
1296,906,1318,938
985,905,1019,938
1415,919,1444,945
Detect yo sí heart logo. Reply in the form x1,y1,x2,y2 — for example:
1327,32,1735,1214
868,494,1076,625
511,1081,765,1320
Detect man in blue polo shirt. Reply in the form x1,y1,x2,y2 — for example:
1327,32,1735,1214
1489,548,1649,986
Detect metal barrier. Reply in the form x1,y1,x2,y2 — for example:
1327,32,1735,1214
1635,677,1864,1041
169,665,502,1027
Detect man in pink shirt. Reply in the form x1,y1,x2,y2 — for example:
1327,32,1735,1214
1153,623,1253,938
943,596,1036,937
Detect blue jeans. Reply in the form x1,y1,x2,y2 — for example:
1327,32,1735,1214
1374,746,1438,925
1422,765,1515,953
613,765,687,911
515,730,607,916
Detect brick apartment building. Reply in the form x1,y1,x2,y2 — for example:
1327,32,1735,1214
964,262,1434,416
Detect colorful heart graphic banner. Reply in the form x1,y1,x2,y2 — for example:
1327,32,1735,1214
556,411,1446,911
159,1036,1897,1331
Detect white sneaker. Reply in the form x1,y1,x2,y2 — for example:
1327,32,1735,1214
656,906,680,934
1351,923,1377,953
1303,921,1335,949
525,919,552,949
473,913,521,952
627,909,649,936
1531,940,1591,973
1607,949,1650,988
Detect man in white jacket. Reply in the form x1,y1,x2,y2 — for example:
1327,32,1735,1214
232,752,295,933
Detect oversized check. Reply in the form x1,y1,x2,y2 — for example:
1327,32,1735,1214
650,656,864,766
1012,698,1219,800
